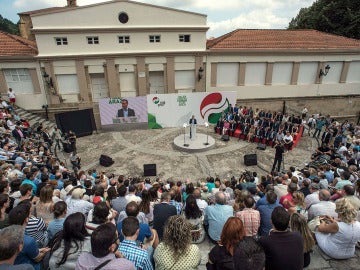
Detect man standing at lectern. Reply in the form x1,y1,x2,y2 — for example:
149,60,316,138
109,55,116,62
189,115,197,139
117,99,135,117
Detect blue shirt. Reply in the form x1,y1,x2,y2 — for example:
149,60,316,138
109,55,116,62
117,222,152,243
14,234,40,270
119,240,153,270
204,204,233,241
21,179,37,196
257,203,280,236
47,218,65,241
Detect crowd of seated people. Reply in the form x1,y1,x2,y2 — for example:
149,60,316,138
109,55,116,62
0,101,359,269
215,105,303,149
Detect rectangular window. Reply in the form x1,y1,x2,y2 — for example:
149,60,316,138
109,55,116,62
3,69,34,94
87,36,99,44
179,34,191,42
118,36,130,44
149,35,161,43
55,37,68,45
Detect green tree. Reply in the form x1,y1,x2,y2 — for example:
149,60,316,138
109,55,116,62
0,15,19,35
288,0,360,39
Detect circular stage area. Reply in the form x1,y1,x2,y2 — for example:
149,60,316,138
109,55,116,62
173,133,216,153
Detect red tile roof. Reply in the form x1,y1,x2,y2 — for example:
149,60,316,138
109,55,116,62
0,31,38,56
18,7,68,16
207,29,360,50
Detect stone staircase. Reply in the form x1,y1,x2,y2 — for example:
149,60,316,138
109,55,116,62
15,107,57,132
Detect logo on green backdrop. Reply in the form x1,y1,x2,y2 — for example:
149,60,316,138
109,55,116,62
177,95,187,106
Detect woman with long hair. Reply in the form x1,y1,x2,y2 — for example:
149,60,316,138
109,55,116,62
183,182,195,203
315,198,360,259
0,193,9,229
139,189,154,224
35,184,54,224
290,213,315,268
288,191,308,220
207,217,265,270
49,212,91,269
183,194,205,243
154,215,201,270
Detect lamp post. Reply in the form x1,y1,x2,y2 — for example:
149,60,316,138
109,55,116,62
183,123,189,147
319,64,330,78
204,122,209,145
42,104,49,120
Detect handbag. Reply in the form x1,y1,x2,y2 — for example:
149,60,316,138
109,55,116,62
307,216,321,233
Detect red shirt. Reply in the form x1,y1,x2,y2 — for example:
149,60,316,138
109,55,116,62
279,193,294,209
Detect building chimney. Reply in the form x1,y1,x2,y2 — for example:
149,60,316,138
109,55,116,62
67,0,77,7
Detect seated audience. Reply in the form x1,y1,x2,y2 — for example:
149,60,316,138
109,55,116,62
154,215,201,269
8,203,49,270
259,206,304,270
119,217,153,270
204,192,233,243
49,212,91,270
183,194,205,244
0,225,34,270
47,201,67,242
235,195,260,236
76,223,135,270
290,213,315,268
315,198,360,259
207,217,265,270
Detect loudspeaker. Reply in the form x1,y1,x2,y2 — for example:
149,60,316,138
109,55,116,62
257,143,266,150
144,164,157,176
221,135,230,141
62,142,73,153
244,154,257,166
99,154,114,167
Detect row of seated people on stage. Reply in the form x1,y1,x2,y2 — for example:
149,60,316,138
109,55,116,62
215,113,303,149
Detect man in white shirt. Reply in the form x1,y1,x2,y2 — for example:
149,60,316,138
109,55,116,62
305,183,320,209
308,189,337,220
125,185,142,204
193,188,208,212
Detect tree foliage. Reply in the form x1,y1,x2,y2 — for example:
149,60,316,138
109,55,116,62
288,0,360,39
0,15,19,35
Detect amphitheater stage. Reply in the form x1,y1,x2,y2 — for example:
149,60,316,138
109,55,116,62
173,133,216,153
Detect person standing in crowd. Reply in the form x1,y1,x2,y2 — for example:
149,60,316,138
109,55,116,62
271,140,286,173
67,131,77,152
51,127,63,151
8,88,16,107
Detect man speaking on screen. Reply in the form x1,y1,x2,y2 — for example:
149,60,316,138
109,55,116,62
117,99,135,117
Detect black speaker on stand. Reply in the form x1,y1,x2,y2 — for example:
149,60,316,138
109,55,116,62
144,164,157,176
244,154,257,166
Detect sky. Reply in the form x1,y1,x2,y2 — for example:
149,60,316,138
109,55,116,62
1,0,315,37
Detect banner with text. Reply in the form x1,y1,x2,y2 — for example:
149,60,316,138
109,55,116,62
147,92,237,128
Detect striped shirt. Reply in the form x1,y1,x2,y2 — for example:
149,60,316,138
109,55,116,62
26,216,48,247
